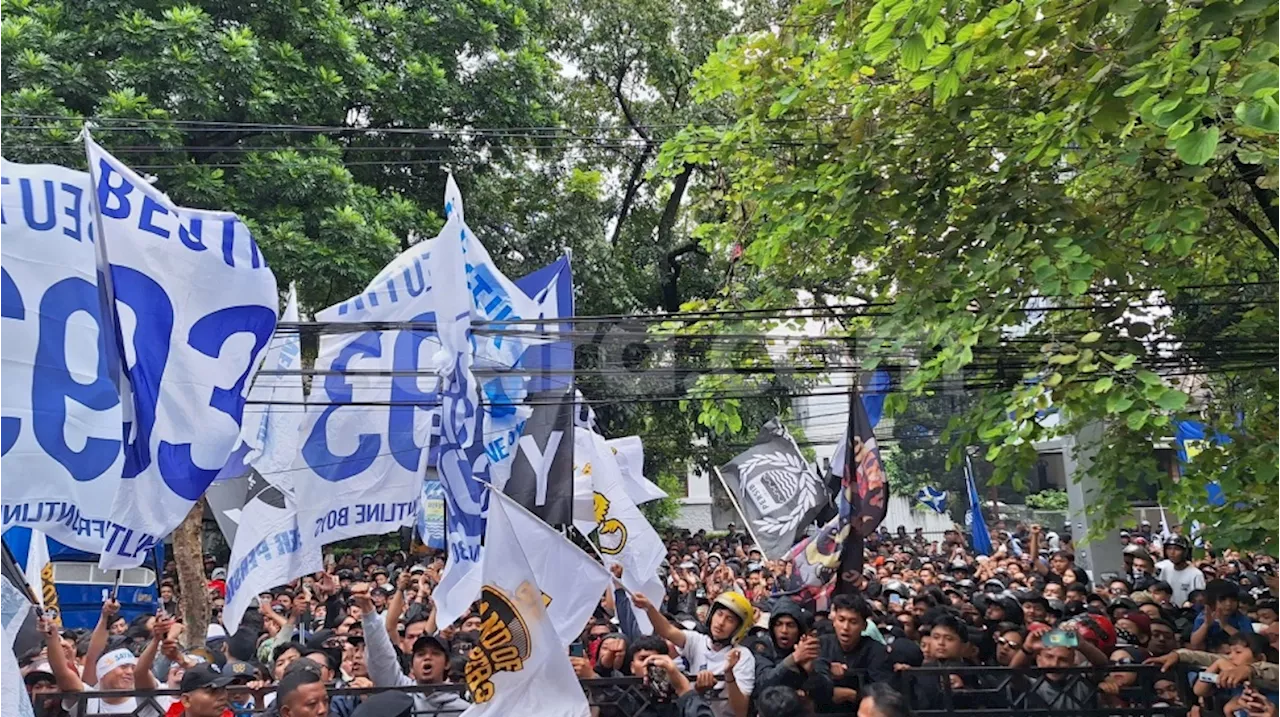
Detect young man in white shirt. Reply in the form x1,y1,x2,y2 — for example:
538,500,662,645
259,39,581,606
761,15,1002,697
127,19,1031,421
1156,535,1205,606
634,590,756,717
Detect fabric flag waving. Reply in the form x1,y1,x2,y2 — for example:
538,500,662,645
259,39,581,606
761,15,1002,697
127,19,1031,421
451,489,612,647
458,490,592,717
605,436,667,506
88,136,279,569
503,388,575,524
720,418,825,558
573,427,666,631
915,487,949,514
2,572,37,717
964,454,992,556
786,387,887,590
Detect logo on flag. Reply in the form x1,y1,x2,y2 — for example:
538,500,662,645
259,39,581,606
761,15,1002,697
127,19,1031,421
915,486,948,514
465,586,540,703
592,493,628,555
720,418,826,558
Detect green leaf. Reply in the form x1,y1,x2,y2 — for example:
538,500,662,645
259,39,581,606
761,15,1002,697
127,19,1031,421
909,72,935,90
1136,370,1163,386
1093,376,1114,393
1113,354,1137,370
901,34,927,71
1210,36,1241,52
1235,98,1279,133
923,44,952,68
779,86,801,106
1107,394,1135,413
1080,331,1102,343
933,69,960,105
1156,390,1189,410
1115,75,1149,97
1174,126,1219,165
1044,372,1063,387
1126,411,1148,430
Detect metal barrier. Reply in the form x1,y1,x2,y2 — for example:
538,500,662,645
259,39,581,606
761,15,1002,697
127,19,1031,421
35,665,1193,717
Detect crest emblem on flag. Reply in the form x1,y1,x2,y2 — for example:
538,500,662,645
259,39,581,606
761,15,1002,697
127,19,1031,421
915,486,948,514
465,586,536,703
592,493,628,555
739,451,820,536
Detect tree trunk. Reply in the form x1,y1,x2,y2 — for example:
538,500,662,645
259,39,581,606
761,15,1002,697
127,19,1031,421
174,498,210,649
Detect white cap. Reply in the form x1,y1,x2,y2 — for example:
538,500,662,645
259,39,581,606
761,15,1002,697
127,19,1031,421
207,624,228,640
96,649,137,676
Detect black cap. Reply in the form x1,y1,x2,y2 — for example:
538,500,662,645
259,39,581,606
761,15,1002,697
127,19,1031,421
412,633,450,655
24,670,56,687
180,663,236,693
224,660,257,682
351,691,414,717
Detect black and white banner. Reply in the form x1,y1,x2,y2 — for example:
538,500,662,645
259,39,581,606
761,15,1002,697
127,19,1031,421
502,389,574,524
719,418,825,558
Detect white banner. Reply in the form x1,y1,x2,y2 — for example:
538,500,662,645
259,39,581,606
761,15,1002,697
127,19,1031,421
221,287,320,634
605,436,667,505
1,160,127,558
457,492,591,717
293,177,547,559
86,137,279,568
2,142,279,569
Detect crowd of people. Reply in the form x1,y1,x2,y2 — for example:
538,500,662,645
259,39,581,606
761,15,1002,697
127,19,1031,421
17,520,1280,717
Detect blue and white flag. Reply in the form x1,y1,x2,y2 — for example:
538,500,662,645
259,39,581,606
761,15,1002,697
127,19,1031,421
1,159,125,561
418,473,446,550
1,141,279,569
915,486,948,514
294,177,551,622
87,136,279,569
964,454,992,556
220,285,322,634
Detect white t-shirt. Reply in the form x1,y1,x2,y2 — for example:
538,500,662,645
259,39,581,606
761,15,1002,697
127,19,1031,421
63,685,173,717
679,630,755,717
1156,560,1205,605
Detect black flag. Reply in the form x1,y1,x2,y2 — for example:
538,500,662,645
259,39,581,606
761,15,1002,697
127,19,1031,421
503,389,575,523
719,419,826,558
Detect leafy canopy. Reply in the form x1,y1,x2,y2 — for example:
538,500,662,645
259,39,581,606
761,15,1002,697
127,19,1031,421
664,0,1278,551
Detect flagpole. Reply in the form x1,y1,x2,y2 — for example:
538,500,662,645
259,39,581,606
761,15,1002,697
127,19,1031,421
712,467,772,562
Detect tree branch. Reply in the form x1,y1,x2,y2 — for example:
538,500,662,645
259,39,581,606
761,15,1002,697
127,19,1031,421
1224,203,1279,258
609,143,653,245
612,66,650,142
1232,154,1279,234
658,165,699,312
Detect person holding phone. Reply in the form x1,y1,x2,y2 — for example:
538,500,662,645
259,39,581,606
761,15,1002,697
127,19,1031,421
755,601,829,695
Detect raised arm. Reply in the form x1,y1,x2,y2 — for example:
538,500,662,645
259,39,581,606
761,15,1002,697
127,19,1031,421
40,616,84,693
351,584,414,688
631,592,686,648
134,617,173,691
81,597,120,686
1028,525,1047,575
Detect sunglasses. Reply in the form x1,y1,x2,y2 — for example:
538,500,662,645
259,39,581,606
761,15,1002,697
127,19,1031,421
996,637,1023,648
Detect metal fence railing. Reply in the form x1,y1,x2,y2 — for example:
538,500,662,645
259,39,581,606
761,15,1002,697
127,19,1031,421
35,664,1194,717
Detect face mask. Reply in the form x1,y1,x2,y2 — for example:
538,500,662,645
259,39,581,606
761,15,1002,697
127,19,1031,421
1115,628,1138,646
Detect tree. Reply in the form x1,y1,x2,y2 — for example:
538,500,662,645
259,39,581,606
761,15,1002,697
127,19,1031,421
664,0,1278,551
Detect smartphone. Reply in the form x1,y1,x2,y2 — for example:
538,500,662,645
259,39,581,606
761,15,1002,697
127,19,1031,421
1197,672,1220,685
110,570,123,600
888,594,904,606
645,662,674,701
569,642,585,658
1045,629,1079,648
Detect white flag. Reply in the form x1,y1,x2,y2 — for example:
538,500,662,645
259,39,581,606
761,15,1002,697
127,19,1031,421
457,492,591,717
23,530,48,611
221,287,321,634
494,490,612,646
574,429,665,631
87,136,279,569
2,575,36,717
605,436,667,505
1,160,126,560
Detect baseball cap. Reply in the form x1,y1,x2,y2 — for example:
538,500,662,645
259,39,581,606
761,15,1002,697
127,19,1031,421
24,670,56,688
412,633,450,655
277,660,325,705
224,660,258,682
180,663,236,693
352,691,414,717
95,648,137,677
